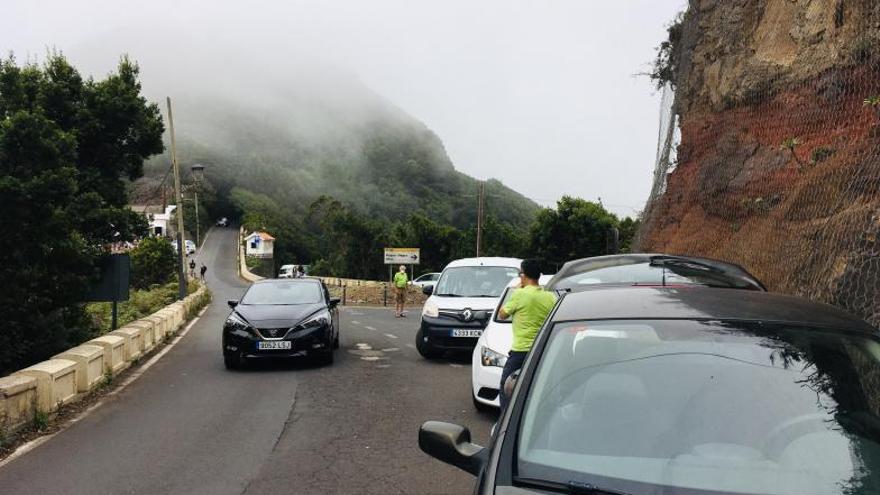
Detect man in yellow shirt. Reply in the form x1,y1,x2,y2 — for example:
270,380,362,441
497,259,556,410
393,265,409,317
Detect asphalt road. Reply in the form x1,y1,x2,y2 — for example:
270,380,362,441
0,227,495,494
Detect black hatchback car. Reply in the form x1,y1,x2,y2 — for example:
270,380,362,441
223,279,340,369
421,287,880,494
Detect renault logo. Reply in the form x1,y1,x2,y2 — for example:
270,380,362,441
461,309,473,322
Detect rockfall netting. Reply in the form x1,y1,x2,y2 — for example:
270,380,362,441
637,1,880,328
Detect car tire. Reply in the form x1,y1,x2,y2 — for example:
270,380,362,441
472,394,494,413
224,351,242,370
416,328,442,359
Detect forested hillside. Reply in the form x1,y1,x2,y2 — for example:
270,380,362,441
138,72,537,231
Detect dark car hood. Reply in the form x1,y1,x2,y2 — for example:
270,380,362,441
234,303,324,328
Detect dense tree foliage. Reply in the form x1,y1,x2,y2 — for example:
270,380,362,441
232,190,637,281
130,236,177,289
0,54,164,373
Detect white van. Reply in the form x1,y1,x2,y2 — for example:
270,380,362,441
278,265,295,278
470,274,552,410
416,257,522,359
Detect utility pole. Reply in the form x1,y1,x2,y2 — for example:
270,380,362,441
167,97,187,300
475,181,485,257
194,190,200,247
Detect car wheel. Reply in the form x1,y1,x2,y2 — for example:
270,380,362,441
415,328,442,359
224,351,242,370
472,394,494,413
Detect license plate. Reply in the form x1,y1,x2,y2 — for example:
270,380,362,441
257,341,292,350
451,329,482,338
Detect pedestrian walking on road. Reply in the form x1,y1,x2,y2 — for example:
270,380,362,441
200,264,207,280
497,259,556,411
189,258,196,279
393,265,409,317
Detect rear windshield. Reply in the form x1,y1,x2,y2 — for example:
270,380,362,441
517,319,880,494
433,266,519,298
241,282,323,305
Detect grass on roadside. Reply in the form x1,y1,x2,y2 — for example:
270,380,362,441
86,280,203,335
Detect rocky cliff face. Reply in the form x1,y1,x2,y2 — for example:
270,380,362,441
639,0,880,325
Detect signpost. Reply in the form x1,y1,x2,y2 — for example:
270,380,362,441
85,254,131,330
384,248,420,283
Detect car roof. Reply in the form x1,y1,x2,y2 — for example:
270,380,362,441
443,257,522,269
545,253,766,291
505,274,554,288
552,287,876,333
253,278,320,285
279,265,294,269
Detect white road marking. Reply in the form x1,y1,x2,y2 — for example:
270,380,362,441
365,326,376,331
449,363,463,368
376,364,391,369
351,320,361,325
381,348,400,352
383,333,398,339
361,356,387,361
355,343,372,350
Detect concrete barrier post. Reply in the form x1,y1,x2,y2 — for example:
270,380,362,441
87,335,127,374
0,375,37,433
15,359,79,412
54,345,105,392
109,326,144,362
128,320,156,352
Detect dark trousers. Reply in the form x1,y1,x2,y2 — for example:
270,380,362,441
499,351,528,411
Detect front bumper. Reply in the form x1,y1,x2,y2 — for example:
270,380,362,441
471,347,502,407
224,324,331,358
419,315,489,351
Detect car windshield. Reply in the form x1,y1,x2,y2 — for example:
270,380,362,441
240,282,323,305
433,266,520,298
551,261,757,290
517,319,880,495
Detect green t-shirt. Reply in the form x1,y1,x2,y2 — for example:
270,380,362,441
393,271,408,288
502,285,557,352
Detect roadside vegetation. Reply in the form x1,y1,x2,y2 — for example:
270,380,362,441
0,53,165,374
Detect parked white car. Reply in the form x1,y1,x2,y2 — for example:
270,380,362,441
470,275,552,411
412,272,441,288
172,239,197,255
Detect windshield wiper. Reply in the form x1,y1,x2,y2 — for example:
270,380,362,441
516,477,633,495
434,293,462,297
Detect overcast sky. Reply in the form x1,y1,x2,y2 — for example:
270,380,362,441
3,0,685,217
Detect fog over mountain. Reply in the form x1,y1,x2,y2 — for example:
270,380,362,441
58,27,538,226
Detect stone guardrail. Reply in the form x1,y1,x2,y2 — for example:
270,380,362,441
0,285,211,438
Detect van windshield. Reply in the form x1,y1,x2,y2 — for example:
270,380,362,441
434,266,519,298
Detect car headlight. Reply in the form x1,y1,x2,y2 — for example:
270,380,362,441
480,346,507,368
226,312,251,331
300,309,331,329
422,300,439,318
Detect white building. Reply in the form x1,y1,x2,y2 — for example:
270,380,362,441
244,231,275,258
131,204,177,237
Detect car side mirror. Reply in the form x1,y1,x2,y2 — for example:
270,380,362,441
227,300,238,309
418,421,485,476
329,298,341,308
422,284,434,296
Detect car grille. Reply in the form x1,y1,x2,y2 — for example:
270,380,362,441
255,327,290,339
438,309,493,323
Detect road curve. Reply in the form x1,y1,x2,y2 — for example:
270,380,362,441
0,227,494,494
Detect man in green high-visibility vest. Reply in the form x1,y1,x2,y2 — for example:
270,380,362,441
393,265,409,317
